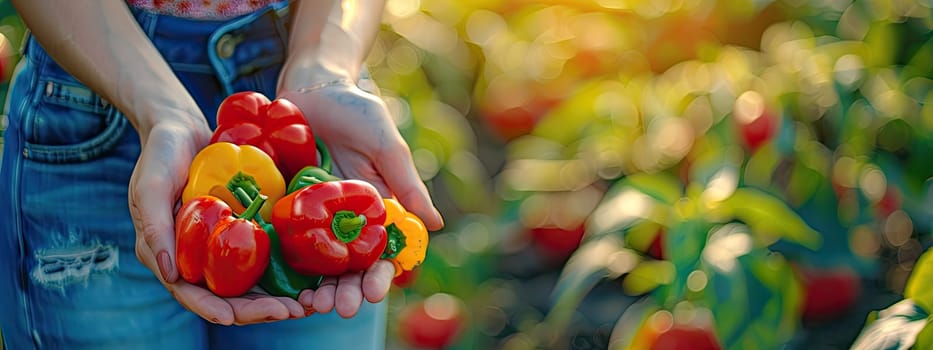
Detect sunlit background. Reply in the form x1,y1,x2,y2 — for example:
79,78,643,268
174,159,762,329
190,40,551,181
0,0,931,349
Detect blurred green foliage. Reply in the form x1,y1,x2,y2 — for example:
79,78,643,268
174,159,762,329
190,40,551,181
369,0,932,349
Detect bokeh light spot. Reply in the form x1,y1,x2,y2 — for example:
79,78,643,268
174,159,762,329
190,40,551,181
858,166,887,203
424,293,461,320
466,10,507,47
687,270,708,292
386,0,420,18
850,225,880,258
734,90,765,125
883,210,914,248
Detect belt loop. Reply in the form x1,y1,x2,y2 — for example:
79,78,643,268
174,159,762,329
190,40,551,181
126,4,155,39
273,1,290,19
22,34,46,67
208,2,290,97
20,31,33,58
273,3,291,51
144,9,159,39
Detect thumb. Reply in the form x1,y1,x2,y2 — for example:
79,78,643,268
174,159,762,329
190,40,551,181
130,166,180,282
129,127,197,283
375,145,444,231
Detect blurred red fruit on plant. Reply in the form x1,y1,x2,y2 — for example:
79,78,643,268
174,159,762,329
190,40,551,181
398,293,465,349
648,231,665,260
393,267,420,288
529,225,586,260
797,266,862,322
479,96,560,141
739,110,776,151
733,91,776,151
0,33,13,83
874,186,901,219
650,325,722,350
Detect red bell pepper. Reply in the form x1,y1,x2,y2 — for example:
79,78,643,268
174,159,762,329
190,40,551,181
175,193,271,297
210,91,317,180
271,180,388,276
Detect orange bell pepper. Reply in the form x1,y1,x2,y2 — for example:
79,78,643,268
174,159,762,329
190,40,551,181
181,142,285,221
381,198,429,276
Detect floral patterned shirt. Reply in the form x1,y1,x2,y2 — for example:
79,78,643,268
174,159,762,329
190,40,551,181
126,0,286,20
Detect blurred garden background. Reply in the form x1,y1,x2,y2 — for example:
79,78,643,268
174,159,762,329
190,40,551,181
1,0,932,349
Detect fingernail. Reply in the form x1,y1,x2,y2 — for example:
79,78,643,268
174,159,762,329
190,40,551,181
157,251,172,281
433,210,444,228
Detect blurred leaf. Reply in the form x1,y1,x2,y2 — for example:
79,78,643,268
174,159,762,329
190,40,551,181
850,299,928,350
785,160,824,207
744,253,802,346
905,36,933,80
531,80,610,145
619,172,684,205
743,142,783,189
607,298,660,350
700,225,802,349
713,188,823,249
688,133,744,187
411,99,476,162
623,220,664,255
915,317,933,350
658,219,708,305
586,184,662,238
864,22,897,67
906,250,933,313
546,236,634,343
623,260,675,296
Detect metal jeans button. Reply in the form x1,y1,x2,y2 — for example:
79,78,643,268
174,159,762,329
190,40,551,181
216,33,239,59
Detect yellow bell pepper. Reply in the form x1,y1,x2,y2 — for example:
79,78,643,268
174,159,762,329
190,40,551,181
381,198,429,276
181,142,285,221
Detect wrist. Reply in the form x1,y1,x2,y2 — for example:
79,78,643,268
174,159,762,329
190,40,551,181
278,59,358,93
134,101,211,143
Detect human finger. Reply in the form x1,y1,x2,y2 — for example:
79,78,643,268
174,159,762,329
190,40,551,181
374,143,443,230
334,271,364,318
298,289,317,316
362,260,394,303
227,295,292,325
312,277,339,314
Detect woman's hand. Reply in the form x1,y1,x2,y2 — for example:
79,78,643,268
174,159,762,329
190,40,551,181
279,83,443,229
127,117,311,325
279,81,444,317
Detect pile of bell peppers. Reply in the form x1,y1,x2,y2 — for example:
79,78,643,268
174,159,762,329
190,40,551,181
174,91,429,298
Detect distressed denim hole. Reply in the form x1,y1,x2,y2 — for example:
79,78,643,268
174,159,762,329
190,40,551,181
31,244,119,288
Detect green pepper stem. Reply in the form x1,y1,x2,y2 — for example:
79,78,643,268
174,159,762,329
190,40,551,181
297,175,326,185
381,223,407,259
332,210,366,243
227,172,263,199
232,187,267,223
316,137,332,174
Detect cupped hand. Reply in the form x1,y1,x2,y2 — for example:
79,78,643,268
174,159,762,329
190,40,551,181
279,81,444,317
279,84,443,231
128,119,310,325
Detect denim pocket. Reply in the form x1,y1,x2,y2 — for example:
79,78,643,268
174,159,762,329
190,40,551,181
20,78,128,164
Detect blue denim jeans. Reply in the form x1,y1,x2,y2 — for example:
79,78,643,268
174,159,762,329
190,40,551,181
0,3,386,349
